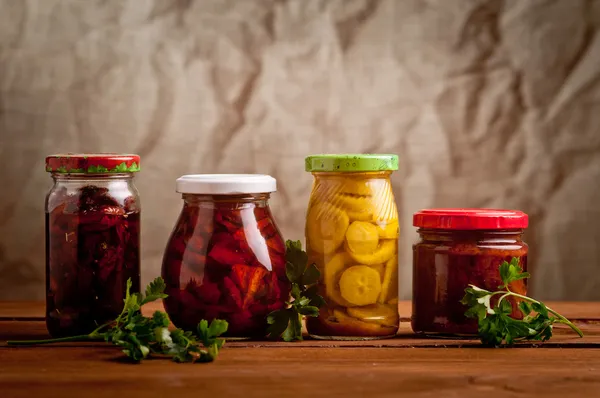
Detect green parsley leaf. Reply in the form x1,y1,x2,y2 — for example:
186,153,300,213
141,277,168,305
8,277,227,364
266,310,291,339
284,240,309,283
300,263,320,286
461,257,583,346
498,257,530,288
267,240,326,341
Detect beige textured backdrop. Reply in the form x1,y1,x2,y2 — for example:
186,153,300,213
1,0,599,301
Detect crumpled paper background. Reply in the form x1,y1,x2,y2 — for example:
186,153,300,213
1,0,599,301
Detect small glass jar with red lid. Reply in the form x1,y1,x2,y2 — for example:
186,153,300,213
161,174,289,339
412,208,529,337
45,154,141,337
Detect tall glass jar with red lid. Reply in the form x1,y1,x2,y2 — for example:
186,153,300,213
412,208,529,337
45,154,141,337
161,175,289,339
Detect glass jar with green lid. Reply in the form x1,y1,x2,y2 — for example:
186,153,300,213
304,154,400,340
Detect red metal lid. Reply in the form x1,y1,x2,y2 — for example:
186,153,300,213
46,153,140,174
413,208,528,230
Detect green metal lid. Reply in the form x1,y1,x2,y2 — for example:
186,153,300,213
305,154,398,172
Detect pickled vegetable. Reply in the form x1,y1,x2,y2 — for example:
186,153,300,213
339,265,382,306
345,221,379,254
346,240,396,265
306,202,349,254
347,304,398,327
375,220,399,239
379,255,398,303
305,170,399,338
323,252,353,307
46,185,140,337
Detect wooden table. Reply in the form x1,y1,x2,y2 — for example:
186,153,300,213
1,301,599,397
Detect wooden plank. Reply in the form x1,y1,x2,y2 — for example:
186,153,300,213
0,346,599,398
1,301,600,397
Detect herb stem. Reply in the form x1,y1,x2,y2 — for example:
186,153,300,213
7,333,102,346
502,292,584,338
7,322,110,346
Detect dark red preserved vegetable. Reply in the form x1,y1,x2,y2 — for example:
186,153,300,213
412,209,528,337
162,174,288,339
45,154,141,337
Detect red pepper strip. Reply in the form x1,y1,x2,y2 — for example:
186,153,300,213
230,264,268,309
258,218,278,239
266,236,285,254
208,239,246,265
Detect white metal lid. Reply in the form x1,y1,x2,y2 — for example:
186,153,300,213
176,174,277,194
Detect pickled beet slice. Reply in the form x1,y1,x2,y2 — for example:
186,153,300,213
221,276,243,309
187,280,221,305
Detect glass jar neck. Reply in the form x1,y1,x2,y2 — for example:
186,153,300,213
312,171,392,179
417,228,524,243
51,173,134,182
182,193,272,207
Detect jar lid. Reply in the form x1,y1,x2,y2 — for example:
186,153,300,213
46,153,140,173
413,208,529,230
176,174,277,195
305,154,399,172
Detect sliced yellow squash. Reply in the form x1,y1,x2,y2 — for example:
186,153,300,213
368,263,385,283
345,221,380,254
346,239,396,265
331,193,373,221
306,202,349,254
339,178,384,196
379,255,398,304
332,309,388,333
323,252,353,307
375,220,399,239
339,265,382,306
347,304,399,327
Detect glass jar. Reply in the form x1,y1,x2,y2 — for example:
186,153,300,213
412,208,529,337
304,154,400,340
161,174,288,339
45,154,141,337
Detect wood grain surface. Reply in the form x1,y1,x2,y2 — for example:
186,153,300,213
1,301,599,398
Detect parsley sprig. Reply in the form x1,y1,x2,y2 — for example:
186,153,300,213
266,240,325,341
8,277,228,363
461,257,583,346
